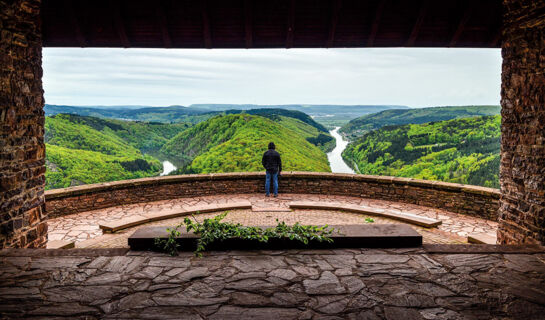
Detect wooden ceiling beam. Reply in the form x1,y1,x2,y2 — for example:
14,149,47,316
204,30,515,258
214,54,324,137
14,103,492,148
327,0,341,48
244,0,253,48
406,0,428,47
489,28,502,47
487,4,503,48
111,1,131,48
367,0,386,47
64,0,86,47
449,1,474,47
201,0,212,49
286,0,295,49
156,1,172,48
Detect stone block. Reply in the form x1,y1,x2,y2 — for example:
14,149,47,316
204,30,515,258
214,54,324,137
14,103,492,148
468,233,497,245
128,224,423,251
46,240,75,249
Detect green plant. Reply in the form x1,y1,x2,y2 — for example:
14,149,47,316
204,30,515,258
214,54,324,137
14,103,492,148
155,212,335,257
154,227,181,256
365,217,375,223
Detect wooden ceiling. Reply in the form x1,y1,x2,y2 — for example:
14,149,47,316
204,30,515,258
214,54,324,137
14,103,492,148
41,0,502,49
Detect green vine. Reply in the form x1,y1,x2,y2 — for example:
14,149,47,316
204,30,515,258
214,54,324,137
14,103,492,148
155,212,336,256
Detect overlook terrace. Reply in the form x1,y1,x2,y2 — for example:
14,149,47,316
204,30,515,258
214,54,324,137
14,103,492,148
1,0,545,318
3,173,545,318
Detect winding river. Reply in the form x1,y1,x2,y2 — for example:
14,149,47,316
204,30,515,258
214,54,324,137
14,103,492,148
160,160,177,176
160,128,352,176
327,127,355,174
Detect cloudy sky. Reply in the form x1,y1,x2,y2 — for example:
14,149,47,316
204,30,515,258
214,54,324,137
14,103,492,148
42,48,501,108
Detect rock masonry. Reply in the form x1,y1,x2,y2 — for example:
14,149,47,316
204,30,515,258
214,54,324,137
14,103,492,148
499,0,545,245
0,0,46,248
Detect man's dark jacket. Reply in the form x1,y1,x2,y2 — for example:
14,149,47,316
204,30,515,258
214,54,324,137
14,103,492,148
262,149,282,174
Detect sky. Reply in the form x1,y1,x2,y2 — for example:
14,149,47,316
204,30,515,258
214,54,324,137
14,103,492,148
42,48,502,108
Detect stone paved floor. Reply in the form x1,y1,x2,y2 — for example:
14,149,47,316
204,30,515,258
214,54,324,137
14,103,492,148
0,246,544,319
47,194,498,248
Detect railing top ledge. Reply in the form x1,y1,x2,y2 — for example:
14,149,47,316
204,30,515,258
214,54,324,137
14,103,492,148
44,172,500,200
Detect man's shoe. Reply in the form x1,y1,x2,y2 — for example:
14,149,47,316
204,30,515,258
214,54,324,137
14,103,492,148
266,194,270,197
273,194,278,198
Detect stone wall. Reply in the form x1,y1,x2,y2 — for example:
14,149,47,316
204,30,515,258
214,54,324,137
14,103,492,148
0,0,46,248
45,172,500,220
498,0,545,245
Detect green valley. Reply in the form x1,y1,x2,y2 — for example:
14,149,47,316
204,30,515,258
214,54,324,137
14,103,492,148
45,111,334,190
44,104,503,191
44,114,180,189
162,114,331,174
342,115,501,188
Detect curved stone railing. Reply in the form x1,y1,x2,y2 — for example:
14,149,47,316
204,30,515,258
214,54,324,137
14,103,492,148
45,172,500,220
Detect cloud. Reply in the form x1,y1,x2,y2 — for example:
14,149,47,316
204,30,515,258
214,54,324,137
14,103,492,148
42,48,501,107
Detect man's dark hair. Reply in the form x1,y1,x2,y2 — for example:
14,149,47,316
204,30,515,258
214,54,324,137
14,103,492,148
268,142,275,150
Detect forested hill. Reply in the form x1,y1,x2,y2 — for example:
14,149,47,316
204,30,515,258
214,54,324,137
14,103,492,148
342,115,501,188
225,108,328,133
44,105,215,124
44,114,190,190
44,112,333,189
44,104,410,128
340,105,500,139
190,104,408,115
224,109,335,152
46,114,190,153
161,114,331,174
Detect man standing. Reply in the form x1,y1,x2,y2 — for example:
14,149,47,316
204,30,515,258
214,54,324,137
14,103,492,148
262,142,282,197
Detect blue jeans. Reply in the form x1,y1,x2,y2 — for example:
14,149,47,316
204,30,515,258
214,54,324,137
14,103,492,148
265,172,278,196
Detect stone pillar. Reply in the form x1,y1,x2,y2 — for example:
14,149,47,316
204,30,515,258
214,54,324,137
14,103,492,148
498,0,545,244
0,0,47,248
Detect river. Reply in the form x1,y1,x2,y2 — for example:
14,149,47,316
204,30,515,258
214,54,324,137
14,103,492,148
327,127,355,174
160,160,177,176
160,128,352,176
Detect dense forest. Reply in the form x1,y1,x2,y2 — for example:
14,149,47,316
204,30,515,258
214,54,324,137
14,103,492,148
44,114,181,189
342,115,501,188
45,111,333,189
162,114,331,174
224,109,334,152
340,105,500,139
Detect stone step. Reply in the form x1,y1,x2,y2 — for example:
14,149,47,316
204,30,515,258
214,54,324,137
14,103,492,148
289,201,441,228
468,233,497,244
99,201,252,233
129,224,423,251
46,240,75,249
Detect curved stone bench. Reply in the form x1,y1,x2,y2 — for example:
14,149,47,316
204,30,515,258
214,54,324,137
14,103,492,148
46,172,500,221
289,201,441,228
99,201,252,233
468,233,497,244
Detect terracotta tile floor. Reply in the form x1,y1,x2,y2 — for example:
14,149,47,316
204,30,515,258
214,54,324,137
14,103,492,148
46,193,498,248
